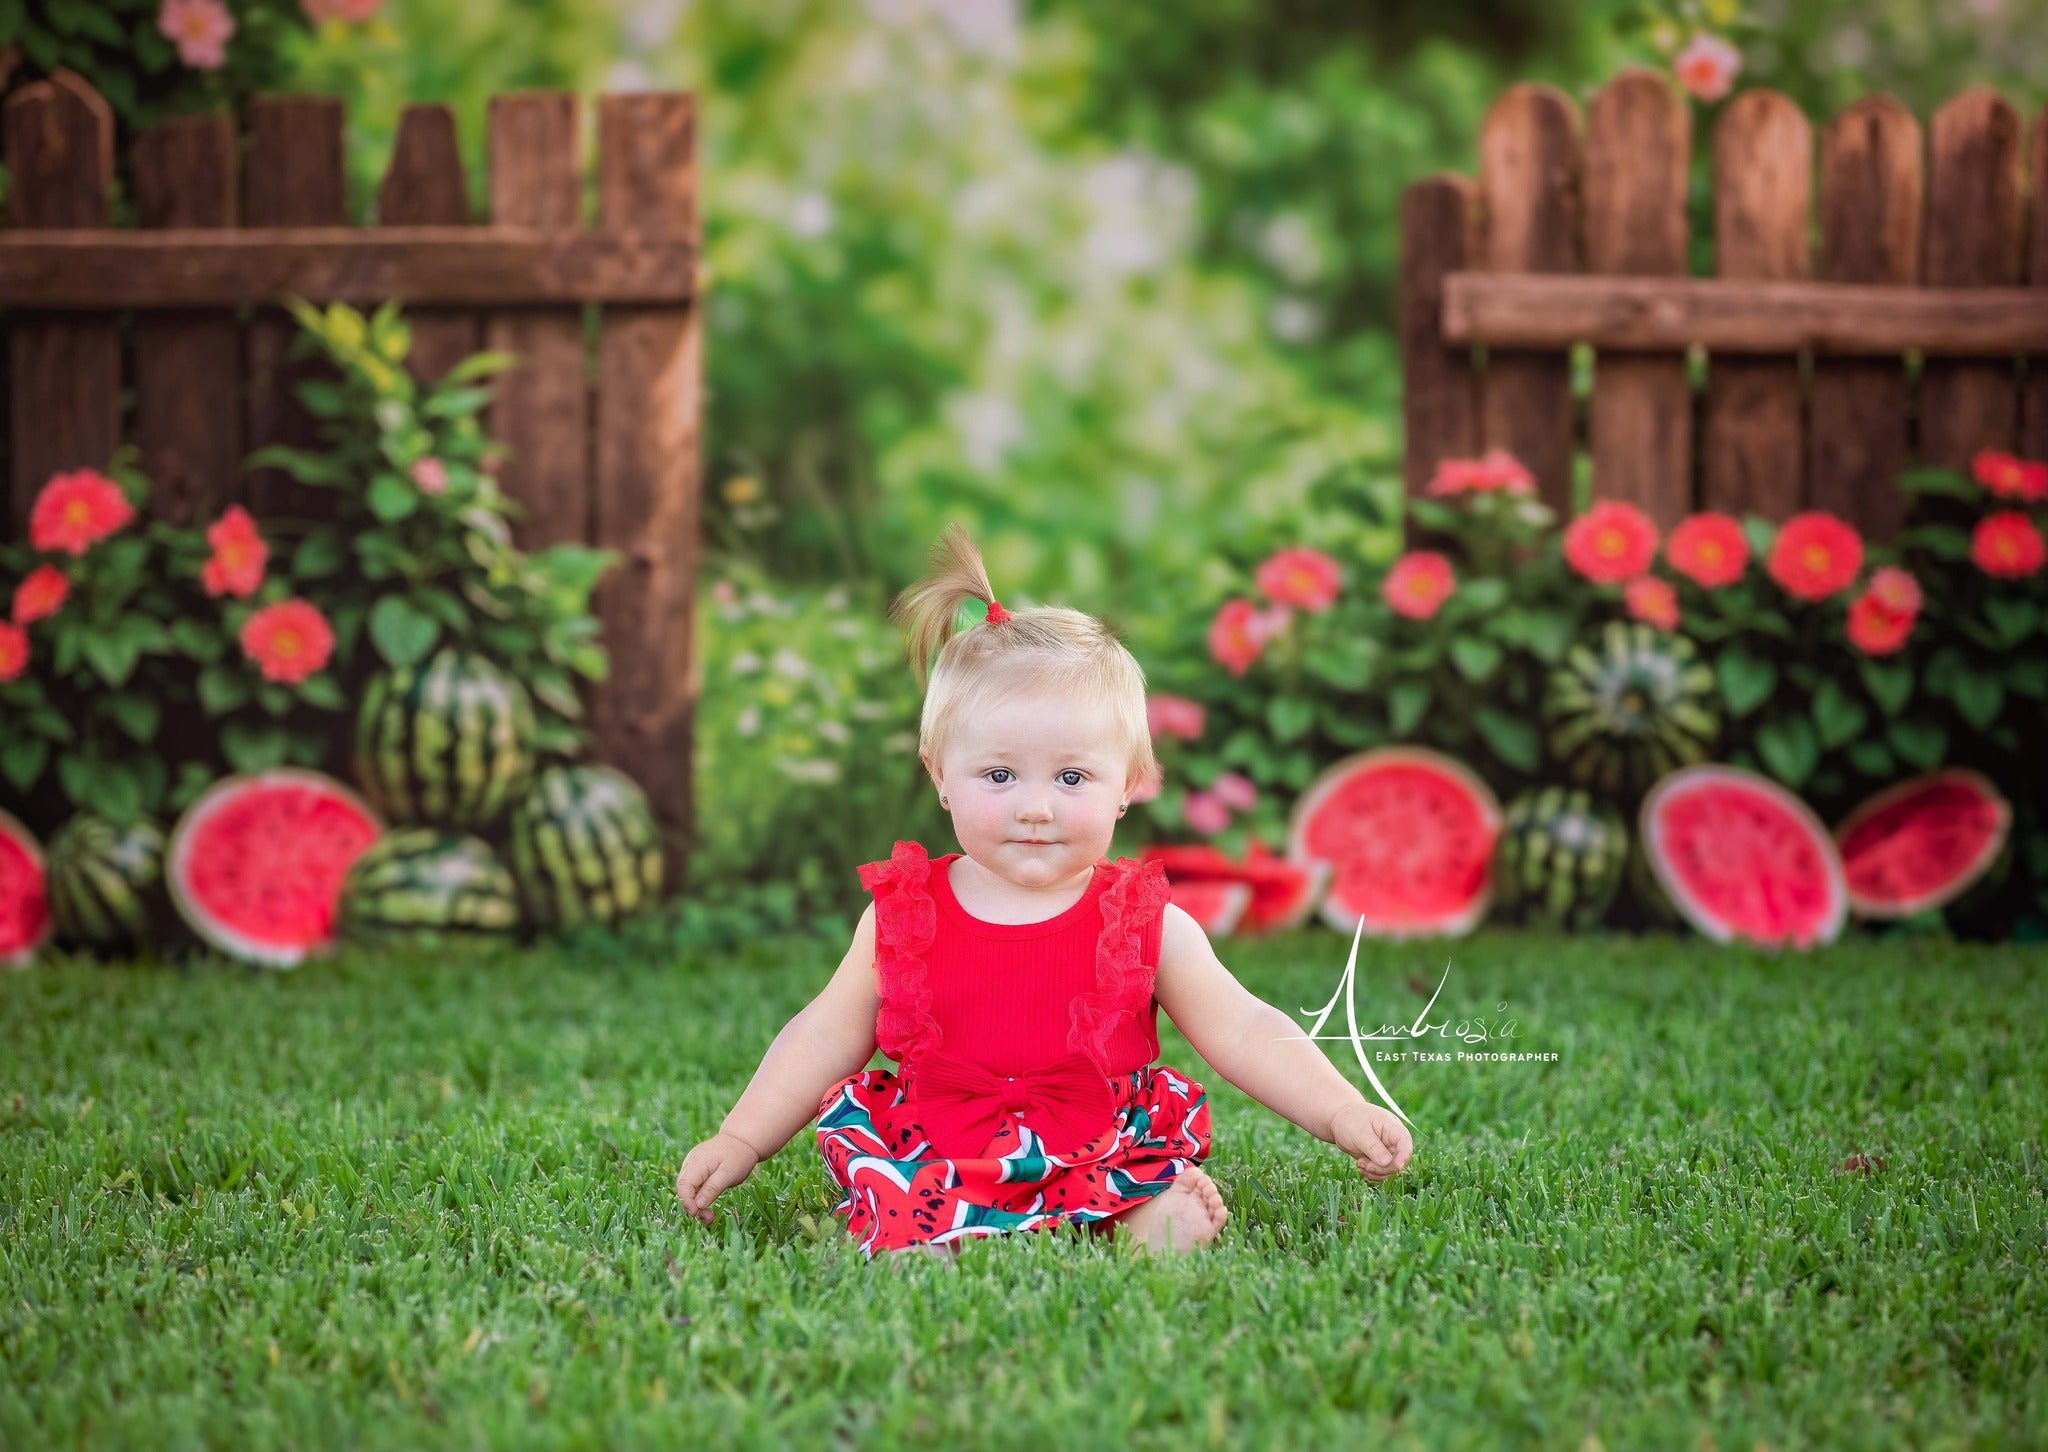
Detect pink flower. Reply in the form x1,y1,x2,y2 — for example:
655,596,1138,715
1128,762,1165,805
0,622,27,683
11,565,69,625
1865,566,1922,617
1255,547,1343,611
1972,511,2046,579
1424,448,1535,499
29,470,134,556
1971,450,2048,503
710,579,739,607
1667,512,1748,588
1184,791,1231,836
201,505,268,599
239,600,335,685
1847,593,1913,657
1210,772,1258,812
1207,599,1290,677
1675,32,1741,102
1146,693,1206,742
411,456,449,495
1768,512,1864,601
159,0,235,70
1564,501,1659,584
1624,576,1680,630
1382,551,1456,620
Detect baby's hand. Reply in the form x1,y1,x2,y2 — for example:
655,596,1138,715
674,1132,762,1225
1332,1101,1412,1183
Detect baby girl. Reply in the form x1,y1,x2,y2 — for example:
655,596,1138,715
676,524,1413,1260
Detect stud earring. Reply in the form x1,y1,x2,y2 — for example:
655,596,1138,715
940,795,948,807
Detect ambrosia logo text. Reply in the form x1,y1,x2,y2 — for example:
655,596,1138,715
1277,917,1558,1128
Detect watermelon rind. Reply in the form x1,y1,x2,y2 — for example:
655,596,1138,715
167,769,384,969
338,829,522,940
1,807,52,969
1139,840,1331,934
1639,764,1847,950
1286,747,1502,939
1167,879,1252,937
47,813,175,955
1832,769,2013,921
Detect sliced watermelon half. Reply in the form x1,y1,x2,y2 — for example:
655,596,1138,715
167,769,383,968
1167,879,1253,937
1286,747,1502,939
1639,764,1847,949
1,808,52,968
1140,839,1331,933
1834,770,2013,920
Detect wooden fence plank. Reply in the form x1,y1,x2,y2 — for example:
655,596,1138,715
132,114,240,527
1809,95,1921,540
486,93,589,552
1703,89,1810,518
1478,83,1580,518
378,104,480,384
2024,104,2048,464
4,71,119,539
1398,174,1480,534
244,94,348,520
1919,86,2025,471
1584,67,1693,531
596,92,700,864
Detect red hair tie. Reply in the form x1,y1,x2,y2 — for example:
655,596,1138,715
984,598,1010,625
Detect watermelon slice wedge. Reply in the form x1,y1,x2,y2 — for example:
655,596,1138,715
1286,747,1502,938
1638,764,1847,949
167,770,383,968
1166,879,1253,937
1833,770,2013,920
1140,839,1330,934
1,808,52,968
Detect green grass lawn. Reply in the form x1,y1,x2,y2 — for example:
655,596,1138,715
3,925,2043,1449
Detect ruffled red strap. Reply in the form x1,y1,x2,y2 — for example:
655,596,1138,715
1066,856,1172,1072
857,840,942,1064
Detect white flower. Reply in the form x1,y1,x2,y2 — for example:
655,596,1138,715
771,647,810,679
1267,296,1324,343
1259,212,1323,285
736,704,762,737
883,731,918,754
788,191,835,240
823,586,850,611
775,756,843,784
829,619,863,638
948,391,1026,471
935,0,1018,61
818,719,851,745
730,651,763,675
605,59,655,93
850,700,891,721
622,0,685,50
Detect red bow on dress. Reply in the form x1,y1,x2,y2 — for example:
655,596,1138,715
909,1047,1115,1159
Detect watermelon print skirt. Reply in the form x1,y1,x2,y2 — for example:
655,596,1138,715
815,1062,1211,1258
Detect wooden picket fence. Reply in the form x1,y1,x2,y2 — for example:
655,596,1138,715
0,70,702,874
1401,69,2048,540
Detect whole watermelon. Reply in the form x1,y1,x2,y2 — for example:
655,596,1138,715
1542,621,1719,804
47,813,177,954
508,765,665,931
354,647,536,832
1491,787,1628,931
338,829,522,941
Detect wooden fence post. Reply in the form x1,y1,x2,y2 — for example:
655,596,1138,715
379,104,480,383
4,70,119,538
1399,174,1480,538
2023,104,2048,463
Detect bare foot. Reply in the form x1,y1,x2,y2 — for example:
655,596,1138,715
1111,1168,1229,1256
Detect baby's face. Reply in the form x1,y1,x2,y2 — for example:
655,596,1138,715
926,689,1130,889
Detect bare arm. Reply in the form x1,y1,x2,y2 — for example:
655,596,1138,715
1152,903,1370,1143
716,902,882,1161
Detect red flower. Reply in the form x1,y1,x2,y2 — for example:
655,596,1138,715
1865,566,1922,617
1564,501,1659,584
1846,593,1914,656
1767,511,1864,602
11,565,69,625
1972,511,2046,579
201,505,269,599
1208,598,1287,677
1382,551,1456,620
1667,512,1748,588
1624,576,1679,630
1425,448,1535,499
0,622,27,682
1255,547,1342,611
239,599,334,684
1146,693,1206,742
1971,449,2048,503
29,470,135,556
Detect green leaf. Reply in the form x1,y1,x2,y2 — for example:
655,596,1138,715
106,693,161,745
369,595,441,669
1,737,49,793
294,380,351,418
414,586,470,633
1810,678,1867,750
80,633,141,689
1983,596,2041,647
1387,679,1431,738
1449,636,1503,684
1895,466,1978,501
367,473,420,523
1716,648,1777,719
292,528,349,581
1755,714,1819,789
243,445,351,488
1897,525,1972,562
2009,657,2048,700
421,386,494,419
566,643,609,683
1474,706,1539,772
259,683,296,718
297,674,348,711
222,721,290,774
1951,671,2004,731
1268,696,1315,744
1845,739,1895,779
1924,646,1966,701
198,664,250,716
1886,718,1947,771
170,618,223,663
1858,658,1913,717
1459,578,1509,613
1522,610,1576,665
439,349,524,386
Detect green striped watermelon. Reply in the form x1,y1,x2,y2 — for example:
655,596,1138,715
47,813,175,954
338,829,522,940
353,647,536,832
1543,621,1720,803
1491,787,1628,931
508,765,665,931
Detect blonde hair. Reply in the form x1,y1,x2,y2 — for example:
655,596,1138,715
887,524,1159,797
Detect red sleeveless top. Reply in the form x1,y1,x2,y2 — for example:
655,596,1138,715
856,840,1173,1158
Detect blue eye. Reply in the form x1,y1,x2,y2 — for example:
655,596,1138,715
1060,770,1085,786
